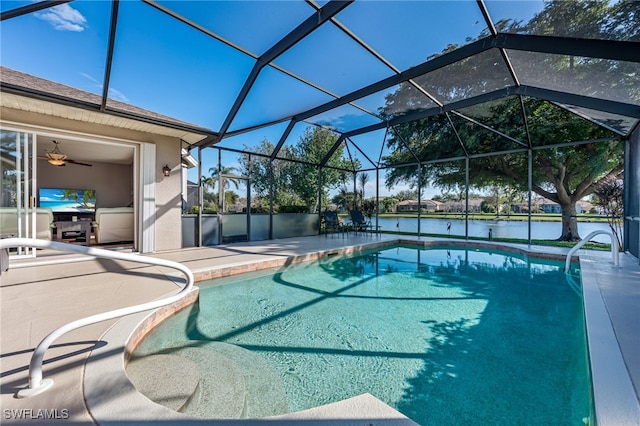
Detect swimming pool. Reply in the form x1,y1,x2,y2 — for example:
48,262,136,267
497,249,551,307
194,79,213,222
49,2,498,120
129,244,592,425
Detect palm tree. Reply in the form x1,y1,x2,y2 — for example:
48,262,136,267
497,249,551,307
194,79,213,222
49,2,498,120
208,165,240,190
358,172,369,207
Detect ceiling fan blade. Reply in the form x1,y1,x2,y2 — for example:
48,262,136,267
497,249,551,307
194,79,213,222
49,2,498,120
66,159,93,167
37,156,66,166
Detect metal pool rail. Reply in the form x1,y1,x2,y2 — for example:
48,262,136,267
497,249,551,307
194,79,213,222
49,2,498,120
565,230,619,273
0,238,194,398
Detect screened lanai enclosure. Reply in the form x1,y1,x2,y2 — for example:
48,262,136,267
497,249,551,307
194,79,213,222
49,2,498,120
1,0,639,257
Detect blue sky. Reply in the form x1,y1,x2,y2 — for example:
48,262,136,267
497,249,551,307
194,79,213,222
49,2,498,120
1,0,546,198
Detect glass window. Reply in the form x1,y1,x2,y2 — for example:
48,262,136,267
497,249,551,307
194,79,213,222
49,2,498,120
413,49,515,104
155,0,315,56
508,50,640,107
273,18,394,97
1,1,111,96
336,1,489,71
107,1,256,130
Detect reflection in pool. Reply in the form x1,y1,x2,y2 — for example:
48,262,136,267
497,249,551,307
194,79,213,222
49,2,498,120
131,244,591,425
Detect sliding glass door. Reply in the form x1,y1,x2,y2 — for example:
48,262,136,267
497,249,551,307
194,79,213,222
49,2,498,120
1,129,36,257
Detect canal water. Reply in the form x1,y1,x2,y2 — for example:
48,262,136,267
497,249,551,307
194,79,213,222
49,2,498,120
371,216,615,244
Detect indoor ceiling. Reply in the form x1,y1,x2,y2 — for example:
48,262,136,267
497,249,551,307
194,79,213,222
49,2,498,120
37,137,134,166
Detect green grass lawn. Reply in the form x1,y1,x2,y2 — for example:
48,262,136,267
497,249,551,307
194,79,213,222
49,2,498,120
374,212,612,223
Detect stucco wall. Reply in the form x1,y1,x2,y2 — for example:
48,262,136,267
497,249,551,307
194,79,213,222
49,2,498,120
1,107,184,252
153,135,182,252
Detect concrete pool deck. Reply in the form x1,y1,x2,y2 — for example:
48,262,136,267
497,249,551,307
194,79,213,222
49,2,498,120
1,234,638,425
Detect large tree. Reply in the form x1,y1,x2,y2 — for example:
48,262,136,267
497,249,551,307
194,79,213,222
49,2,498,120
382,0,632,241
239,127,353,212
385,97,623,240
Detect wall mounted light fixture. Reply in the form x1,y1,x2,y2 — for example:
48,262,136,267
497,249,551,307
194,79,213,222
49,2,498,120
162,164,171,177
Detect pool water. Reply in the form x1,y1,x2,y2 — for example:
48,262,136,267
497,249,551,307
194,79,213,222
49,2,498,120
131,245,591,425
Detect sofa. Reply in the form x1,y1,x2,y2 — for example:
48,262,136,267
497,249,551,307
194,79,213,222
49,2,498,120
0,207,55,240
92,207,134,244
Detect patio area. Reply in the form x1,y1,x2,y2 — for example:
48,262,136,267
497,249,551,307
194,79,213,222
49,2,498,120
1,234,638,425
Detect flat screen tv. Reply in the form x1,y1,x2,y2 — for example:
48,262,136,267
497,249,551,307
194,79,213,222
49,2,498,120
39,188,96,213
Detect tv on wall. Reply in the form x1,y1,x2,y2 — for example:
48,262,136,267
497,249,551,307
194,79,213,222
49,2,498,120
39,188,96,213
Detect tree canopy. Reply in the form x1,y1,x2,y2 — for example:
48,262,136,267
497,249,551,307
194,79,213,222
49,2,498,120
239,127,354,212
381,0,631,241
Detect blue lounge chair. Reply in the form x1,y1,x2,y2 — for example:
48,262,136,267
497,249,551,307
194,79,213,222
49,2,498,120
349,210,373,235
322,210,346,237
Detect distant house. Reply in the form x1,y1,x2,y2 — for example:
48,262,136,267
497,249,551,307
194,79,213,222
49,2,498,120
511,203,530,213
540,201,583,214
443,198,483,213
396,199,444,212
578,200,595,213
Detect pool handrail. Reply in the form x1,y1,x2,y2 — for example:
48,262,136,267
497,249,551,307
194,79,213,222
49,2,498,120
564,230,619,273
0,238,194,398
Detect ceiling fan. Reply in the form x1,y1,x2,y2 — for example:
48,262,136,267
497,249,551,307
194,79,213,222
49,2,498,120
40,140,92,167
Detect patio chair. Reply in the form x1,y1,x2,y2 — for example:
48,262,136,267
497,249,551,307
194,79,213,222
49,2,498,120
349,210,373,235
322,210,346,237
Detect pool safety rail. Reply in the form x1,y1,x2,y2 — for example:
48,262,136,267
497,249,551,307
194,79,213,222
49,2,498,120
0,238,194,398
564,230,619,273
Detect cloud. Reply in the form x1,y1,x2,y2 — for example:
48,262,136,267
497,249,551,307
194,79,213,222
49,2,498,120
80,73,129,103
35,3,88,32
107,87,129,103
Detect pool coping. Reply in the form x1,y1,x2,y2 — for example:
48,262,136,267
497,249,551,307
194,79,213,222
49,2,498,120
83,238,640,425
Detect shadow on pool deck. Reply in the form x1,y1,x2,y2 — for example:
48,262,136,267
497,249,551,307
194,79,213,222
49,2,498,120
1,234,638,425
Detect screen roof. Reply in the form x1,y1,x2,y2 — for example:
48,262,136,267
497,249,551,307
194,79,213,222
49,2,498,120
1,0,638,171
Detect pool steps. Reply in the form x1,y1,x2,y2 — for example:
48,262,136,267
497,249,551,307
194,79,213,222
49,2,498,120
126,354,200,412
87,238,602,424
127,343,289,418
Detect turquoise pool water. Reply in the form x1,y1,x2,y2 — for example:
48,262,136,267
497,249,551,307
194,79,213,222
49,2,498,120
131,245,591,424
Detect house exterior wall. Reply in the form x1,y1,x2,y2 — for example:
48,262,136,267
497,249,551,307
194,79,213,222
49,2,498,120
396,200,443,212
1,107,183,252
153,135,182,252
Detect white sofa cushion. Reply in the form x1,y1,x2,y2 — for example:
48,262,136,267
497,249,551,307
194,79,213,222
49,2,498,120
93,207,134,244
0,207,54,240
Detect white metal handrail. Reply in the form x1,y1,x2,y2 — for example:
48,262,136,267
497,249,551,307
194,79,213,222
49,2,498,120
564,230,619,272
0,238,194,398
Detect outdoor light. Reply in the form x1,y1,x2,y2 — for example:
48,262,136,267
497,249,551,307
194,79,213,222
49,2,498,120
162,164,171,177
